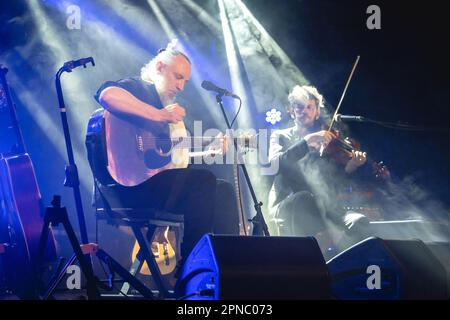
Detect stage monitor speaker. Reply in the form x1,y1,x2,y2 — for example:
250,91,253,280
327,237,449,300
176,234,331,300
426,242,450,292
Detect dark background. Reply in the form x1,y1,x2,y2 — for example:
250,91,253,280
1,0,449,262
245,0,450,204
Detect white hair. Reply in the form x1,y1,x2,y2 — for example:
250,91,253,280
288,85,324,108
140,39,190,83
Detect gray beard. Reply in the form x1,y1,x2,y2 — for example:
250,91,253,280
160,93,175,107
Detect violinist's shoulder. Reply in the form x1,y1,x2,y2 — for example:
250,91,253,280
271,126,296,139
271,126,298,144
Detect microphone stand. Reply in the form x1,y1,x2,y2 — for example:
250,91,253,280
215,94,270,236
52,60,100,298
56,62,92,245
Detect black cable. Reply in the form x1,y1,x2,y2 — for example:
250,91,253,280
177,289,215,300
229,97,242,128
365,118,450,132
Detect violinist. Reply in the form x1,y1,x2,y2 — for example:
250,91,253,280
268,85,373,256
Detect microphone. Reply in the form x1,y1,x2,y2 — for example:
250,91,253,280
63,57,95,72
335,114,365,122
201,80,240,99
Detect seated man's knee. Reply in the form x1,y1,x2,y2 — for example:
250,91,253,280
277,192,325,236
292,191,315,201
289,191,317,209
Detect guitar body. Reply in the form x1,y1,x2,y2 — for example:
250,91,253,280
0,154,56,297
101,110,189,186
131,227,177,275
0,68,56,297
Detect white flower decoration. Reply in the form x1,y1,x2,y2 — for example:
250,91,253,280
265,108,282,125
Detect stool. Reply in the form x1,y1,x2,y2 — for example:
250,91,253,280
96,207,184,298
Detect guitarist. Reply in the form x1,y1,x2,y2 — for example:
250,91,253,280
94,42,240,273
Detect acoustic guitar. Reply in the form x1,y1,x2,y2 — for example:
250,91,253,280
87,109,257,186
131,226,177,275
0,66,56,298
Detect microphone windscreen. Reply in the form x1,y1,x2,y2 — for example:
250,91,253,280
201,80,215,91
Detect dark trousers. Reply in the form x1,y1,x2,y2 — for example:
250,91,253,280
277,191,326,236
97,168,239,261
276,191,372,248
214,179,240,235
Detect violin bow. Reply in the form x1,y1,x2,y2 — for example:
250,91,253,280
320,55,360,156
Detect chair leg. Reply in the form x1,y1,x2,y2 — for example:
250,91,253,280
174,225,183,266
131,224,168,298
96,249,155,299
120,251,144,295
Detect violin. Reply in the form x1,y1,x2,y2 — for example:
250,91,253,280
319,127,358,165
319,126,390,181
314,55,390,181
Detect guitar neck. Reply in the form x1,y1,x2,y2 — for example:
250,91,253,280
0,66,27,156
171,136,256,148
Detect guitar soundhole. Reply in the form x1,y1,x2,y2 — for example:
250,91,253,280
143,133,172,169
